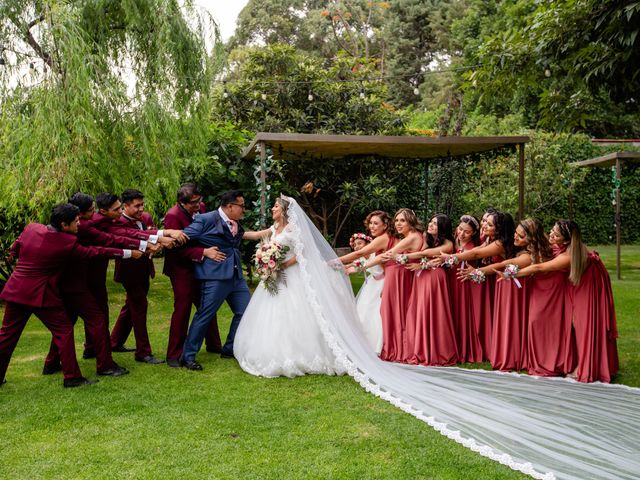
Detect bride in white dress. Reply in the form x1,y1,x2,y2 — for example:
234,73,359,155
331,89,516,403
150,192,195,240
233,195,640,480
234,196,346,378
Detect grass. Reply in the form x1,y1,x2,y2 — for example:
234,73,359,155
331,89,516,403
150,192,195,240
0,245,638,479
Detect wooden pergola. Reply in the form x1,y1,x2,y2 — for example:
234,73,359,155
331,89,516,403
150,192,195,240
574,151,640,280
241,132,529,224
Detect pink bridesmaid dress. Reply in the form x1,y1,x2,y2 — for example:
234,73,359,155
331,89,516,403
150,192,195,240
490,273,529,371
405,252,458,366
527,268,574,377
476,255,502,361
379,237,415,363
569,252,619,383
450,243,483,363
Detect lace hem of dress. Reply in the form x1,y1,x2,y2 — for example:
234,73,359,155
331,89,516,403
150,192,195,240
287,205,557,480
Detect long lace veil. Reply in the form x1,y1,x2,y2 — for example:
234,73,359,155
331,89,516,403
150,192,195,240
284,195,640,480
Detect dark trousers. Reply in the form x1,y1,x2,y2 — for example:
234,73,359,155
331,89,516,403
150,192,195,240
181,276,250,362
0,302,82,381
83,267,110,355
110,277,152,358
167,273,221,360
45,291,116,373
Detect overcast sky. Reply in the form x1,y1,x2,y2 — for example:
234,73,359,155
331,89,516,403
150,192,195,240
194,0,249,41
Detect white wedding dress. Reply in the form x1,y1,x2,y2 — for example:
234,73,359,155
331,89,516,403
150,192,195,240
232,196,640,480
355,254,384,354
234,224,346,378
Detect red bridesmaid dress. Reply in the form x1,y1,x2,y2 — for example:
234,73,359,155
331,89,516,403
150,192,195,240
476,255,502,361
405,246,458,366
527,268,574,377
379,237,415,363
490,272,529,371
569,252,619,383
451,243,484,363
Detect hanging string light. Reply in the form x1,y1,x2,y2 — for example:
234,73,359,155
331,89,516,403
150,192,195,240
0,45,5,66
359,87,365,99
307,90,314,102
261,92,267,101
222,81,229,99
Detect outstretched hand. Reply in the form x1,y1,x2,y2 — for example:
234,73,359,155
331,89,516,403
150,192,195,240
131,249,144,260
204,246,225,262
457,265,474,282
164,229,188,245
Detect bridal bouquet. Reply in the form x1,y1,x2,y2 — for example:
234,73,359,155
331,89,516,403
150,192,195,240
254,240,290,295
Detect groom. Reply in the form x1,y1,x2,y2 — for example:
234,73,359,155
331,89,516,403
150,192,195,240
180,191,250,370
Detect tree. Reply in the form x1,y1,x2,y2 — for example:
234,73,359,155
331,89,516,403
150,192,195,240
0,0,221,243
213,44,420,244
457,0,640,135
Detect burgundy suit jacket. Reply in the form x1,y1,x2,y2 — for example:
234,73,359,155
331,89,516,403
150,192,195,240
90,212,156,240
113,213,156,284
0,224,124,308
162,204,205,278
60,220,143,293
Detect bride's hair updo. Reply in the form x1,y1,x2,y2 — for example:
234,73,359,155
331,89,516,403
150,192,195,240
276,196,291,220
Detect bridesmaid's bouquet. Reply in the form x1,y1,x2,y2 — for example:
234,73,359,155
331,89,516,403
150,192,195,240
254,240,290,295
502,264,522,288
470,268,486,284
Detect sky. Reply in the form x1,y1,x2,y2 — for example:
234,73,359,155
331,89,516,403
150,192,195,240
193,0,250,41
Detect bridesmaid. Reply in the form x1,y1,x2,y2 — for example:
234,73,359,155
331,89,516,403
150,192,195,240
368,209,422,362
342,211,393,354
440,210,515,360
450,215,483,363
464,218,552,371
404,214,457,366
340,210,393,266
516,220,619,382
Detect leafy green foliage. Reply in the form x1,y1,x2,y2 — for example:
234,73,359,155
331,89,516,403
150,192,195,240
0,0,220,248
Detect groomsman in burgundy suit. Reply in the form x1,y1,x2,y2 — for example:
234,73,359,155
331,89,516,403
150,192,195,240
43,193,145,376
163,183,225,367
89,192,180,352
109,189,172,364
0,204,133,388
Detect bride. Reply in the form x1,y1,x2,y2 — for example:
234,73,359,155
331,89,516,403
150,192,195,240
234,196,346,378
234,195,640,480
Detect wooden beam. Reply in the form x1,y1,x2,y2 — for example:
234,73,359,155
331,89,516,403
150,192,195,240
259,141,267,228
615,159,621,280
518,143,525,220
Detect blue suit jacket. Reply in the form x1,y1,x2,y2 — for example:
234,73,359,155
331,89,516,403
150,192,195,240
182,211,245,280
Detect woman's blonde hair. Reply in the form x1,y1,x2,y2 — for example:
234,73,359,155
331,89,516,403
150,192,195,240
556,219,588,285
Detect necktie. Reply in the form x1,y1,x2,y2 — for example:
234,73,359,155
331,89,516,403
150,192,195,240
228,219,238,237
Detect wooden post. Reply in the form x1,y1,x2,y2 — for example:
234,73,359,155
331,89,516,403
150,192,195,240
518,143,525,220
615,158,621,280
259,141,267,228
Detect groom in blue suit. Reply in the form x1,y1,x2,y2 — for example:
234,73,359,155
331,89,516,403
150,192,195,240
180,191,251,370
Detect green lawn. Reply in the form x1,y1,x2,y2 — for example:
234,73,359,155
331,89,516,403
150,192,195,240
0,245,638,479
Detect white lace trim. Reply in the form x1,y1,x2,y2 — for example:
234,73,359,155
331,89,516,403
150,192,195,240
287,205,556,480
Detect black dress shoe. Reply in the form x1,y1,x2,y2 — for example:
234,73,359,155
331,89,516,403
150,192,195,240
42,363,63,375
82,349,96,359
135,355,165,365
63,377,99,388
112,345,136,353
220,351,235,359
97,365,130,377
179,359,203,371
166,358,181,368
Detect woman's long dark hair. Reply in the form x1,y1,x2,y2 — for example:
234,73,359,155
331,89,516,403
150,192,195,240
519,218,553,264
427,214,454,248
493,211,515,259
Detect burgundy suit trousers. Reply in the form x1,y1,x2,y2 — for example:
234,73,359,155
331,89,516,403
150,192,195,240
45,292,116,372
110,277,152,358
0,302,83,381
167,273,221,360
